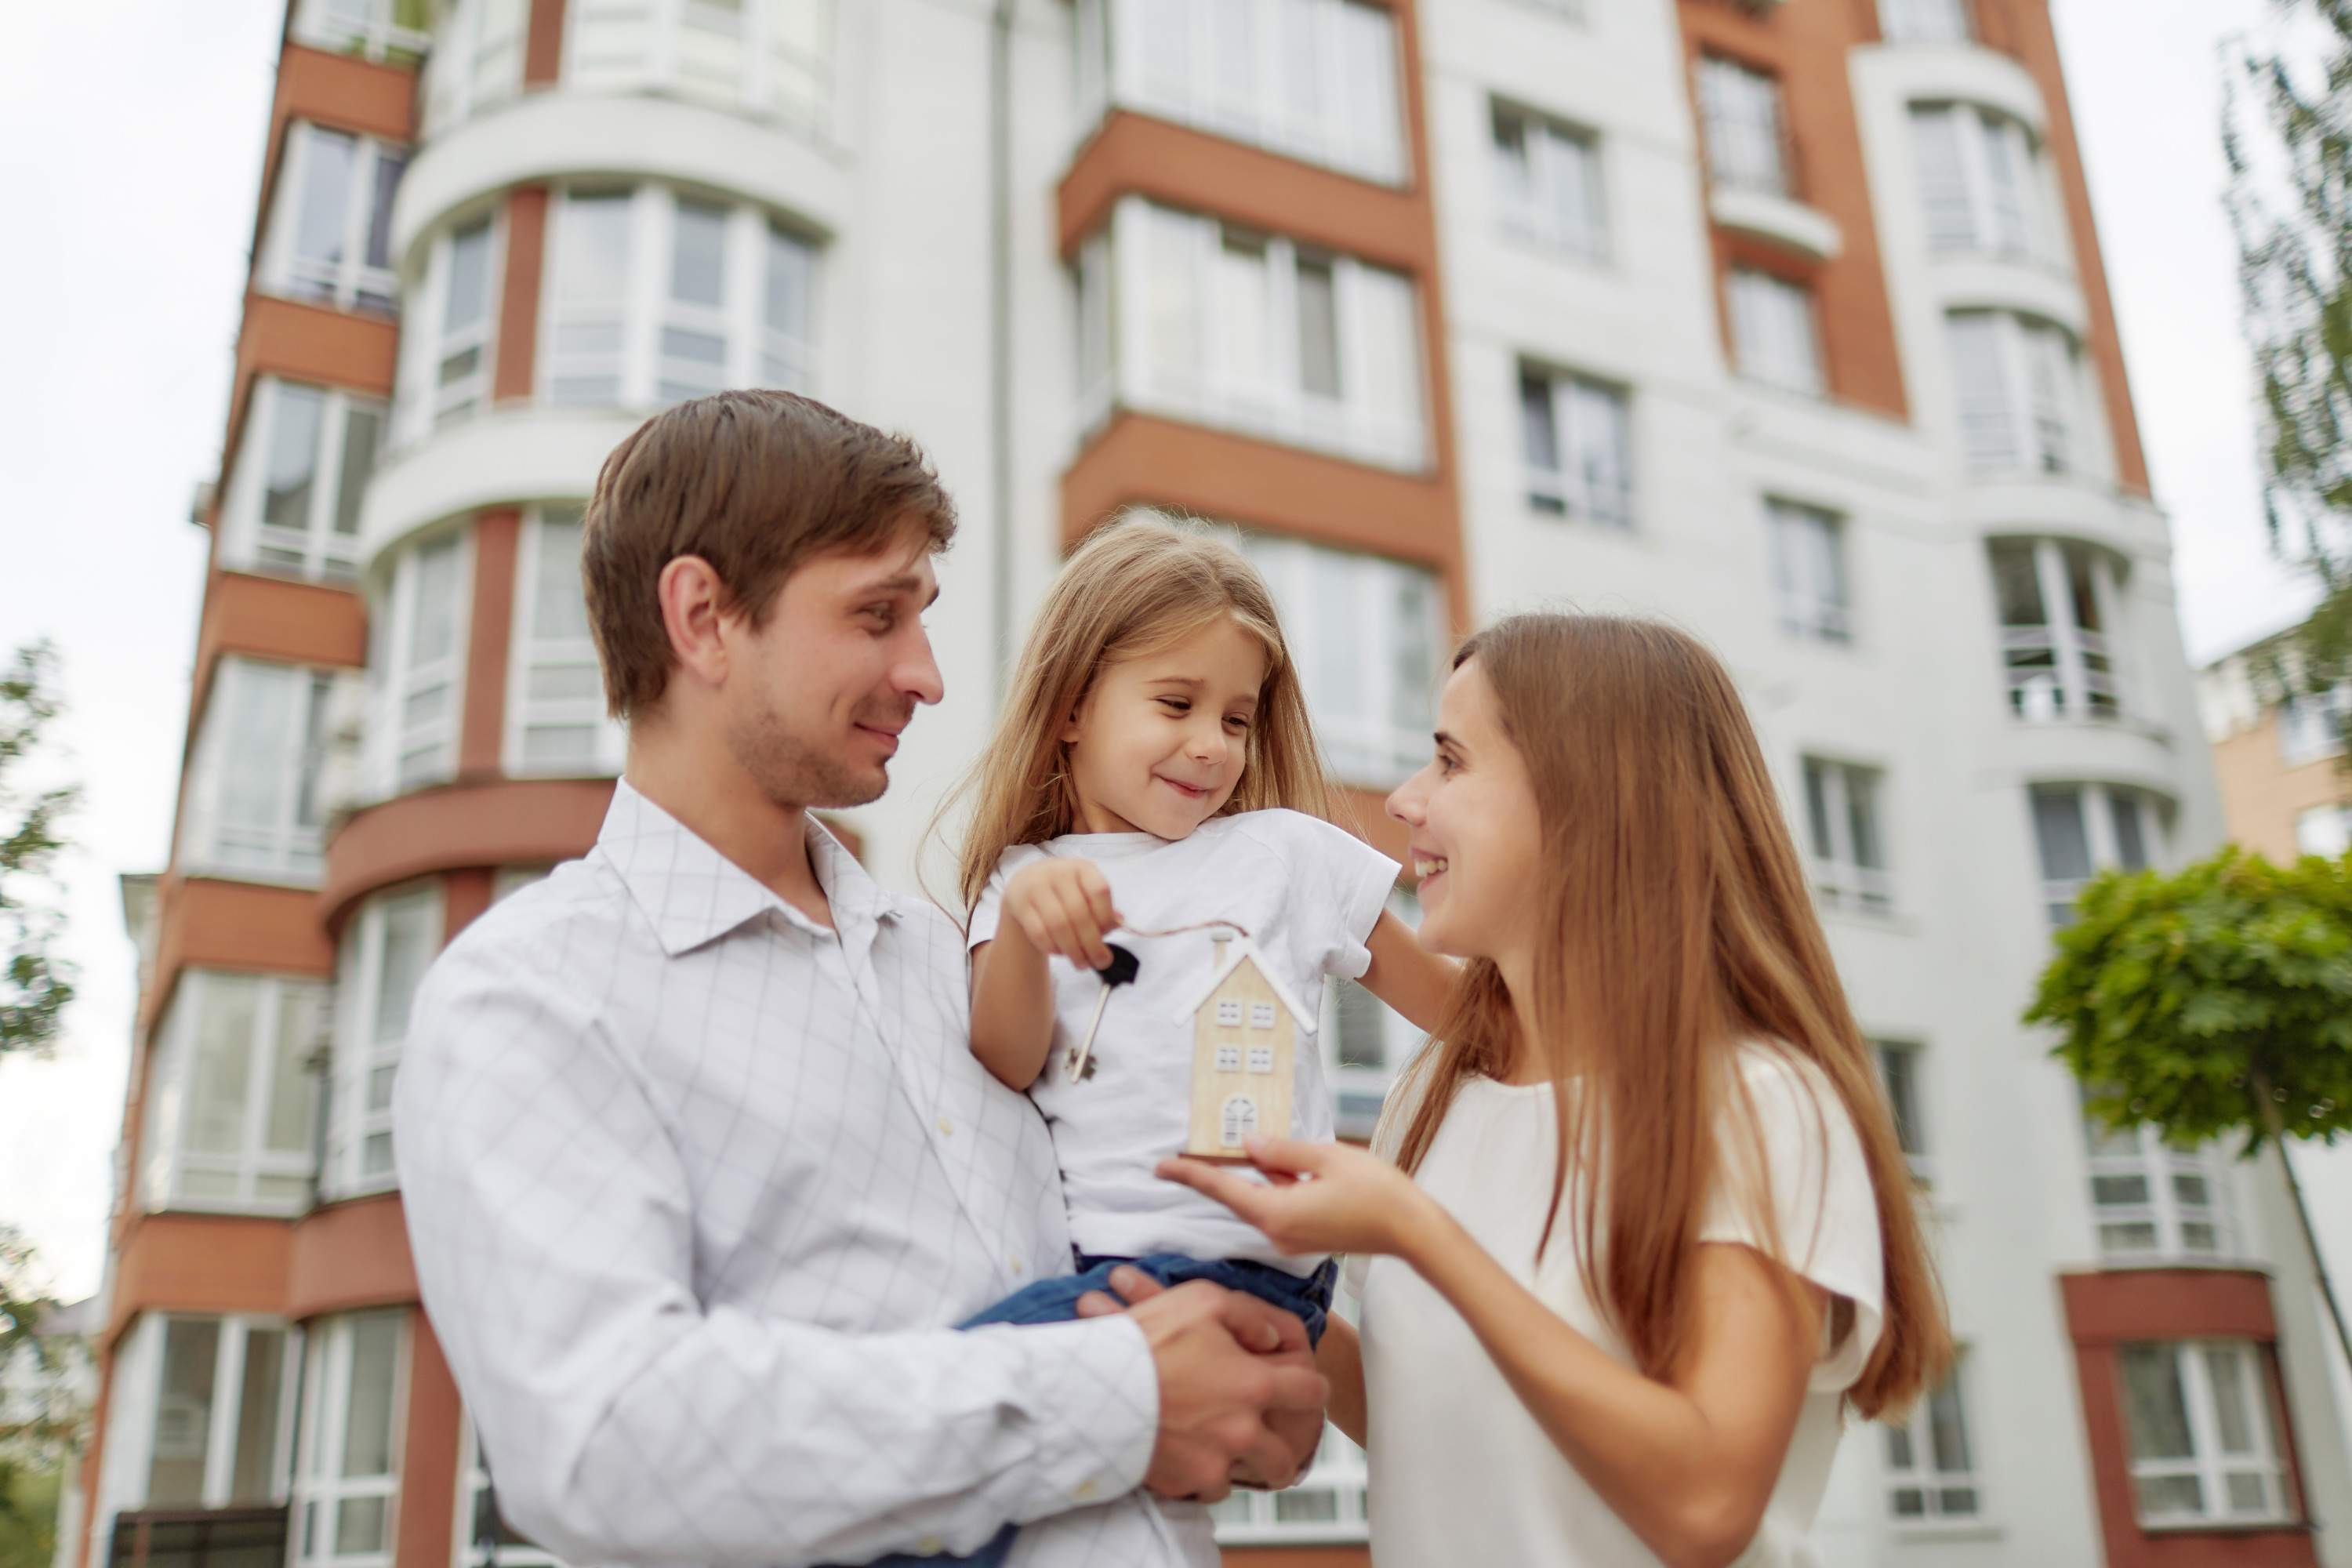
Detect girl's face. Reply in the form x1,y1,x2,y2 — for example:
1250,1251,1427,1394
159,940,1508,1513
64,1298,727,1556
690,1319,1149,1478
1386,659,1544,966
1063,615,1269,840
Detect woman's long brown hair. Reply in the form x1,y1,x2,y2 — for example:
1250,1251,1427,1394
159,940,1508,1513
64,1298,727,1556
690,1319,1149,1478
943,515,1332,916
1388,615,1949,1417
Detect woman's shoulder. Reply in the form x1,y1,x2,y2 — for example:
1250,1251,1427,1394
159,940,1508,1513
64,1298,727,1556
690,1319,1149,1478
1729,1040,1855,1137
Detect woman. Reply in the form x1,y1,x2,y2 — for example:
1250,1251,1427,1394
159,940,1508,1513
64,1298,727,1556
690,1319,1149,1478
1160,614,1948,1567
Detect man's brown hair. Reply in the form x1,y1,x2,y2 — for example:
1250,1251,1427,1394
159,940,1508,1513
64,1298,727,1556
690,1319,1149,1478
582,390,956,717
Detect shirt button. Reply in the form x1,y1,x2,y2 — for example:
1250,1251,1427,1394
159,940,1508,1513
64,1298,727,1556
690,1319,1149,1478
1073,1480,1099,1501
1008,1253,1024,1275
916,1539,943,1555
937,1116,955,1136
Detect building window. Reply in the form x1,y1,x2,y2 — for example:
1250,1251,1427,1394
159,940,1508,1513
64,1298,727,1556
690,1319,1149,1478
1519,365,1632,526
1697,56,1790,197
294,0,433,62
1237,533,1439,790
423,0,526,133
1766,499,1849,644
1802,757,1890,913
2117,1341,2290,1526
368,534,470,798
2030,783,2158,925
544,186,818,412
111,1313,289,1512
1085,198,1425,468
1323,890,1422,1140
1875,1040,1929,1182
1911,104,2051,263
2299,804,2351,857
292,1312,408,1568
1882,1358,1980,1519
1493,103,1606,259
261,125,406,315
140,971,323,1218
1990,539,2125,722
2278,685,2349,766
1729,270,1824,397
177,658,346,885
564,0,833,134
328,889,441,1199
1878,0,1970,43
400,218,499,441
1947,310,2078,474
220,379,383,583
507,507,625,775
1076,0,1405,185
2084,1115,2236,1260
455,1424,564,1568
1210,1424,1369,1546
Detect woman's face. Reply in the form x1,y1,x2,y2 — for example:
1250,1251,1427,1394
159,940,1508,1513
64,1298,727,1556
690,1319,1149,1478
1386,658,1544,967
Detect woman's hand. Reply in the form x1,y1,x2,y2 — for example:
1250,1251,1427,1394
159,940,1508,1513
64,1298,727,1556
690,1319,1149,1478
1001,858,1121,971
1158,1138,1440,1261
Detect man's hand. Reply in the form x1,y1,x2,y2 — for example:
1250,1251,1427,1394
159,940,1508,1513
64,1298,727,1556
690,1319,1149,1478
1077,1268,1327,1498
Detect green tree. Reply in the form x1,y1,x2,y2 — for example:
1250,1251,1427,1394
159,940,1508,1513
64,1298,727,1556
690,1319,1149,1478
0,643,76,1059
2025,846,2352,1365
0,1228,71,1568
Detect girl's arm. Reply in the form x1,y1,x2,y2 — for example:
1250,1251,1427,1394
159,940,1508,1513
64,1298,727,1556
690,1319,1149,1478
970,858,1121,1090
1356,909,1459,1033
1161,1141,1821,1568
1316,1316,1368,1447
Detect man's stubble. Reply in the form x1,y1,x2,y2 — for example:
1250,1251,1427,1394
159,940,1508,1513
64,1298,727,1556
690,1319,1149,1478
725,683,912,813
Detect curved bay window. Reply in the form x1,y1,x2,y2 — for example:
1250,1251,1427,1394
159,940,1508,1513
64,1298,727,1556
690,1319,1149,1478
291,1312,408,1568
1947,310,2082,476
102,1313,290,1516
366,532,471,799
545,185,818,410
326,887,442,1199
565,0,834,136
398,219,501,443
1989,539,2126,722
1911,103,2059,267
506,506,626,775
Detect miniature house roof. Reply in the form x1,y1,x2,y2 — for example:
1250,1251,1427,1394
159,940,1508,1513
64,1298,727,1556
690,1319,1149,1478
1167,935,1319,1035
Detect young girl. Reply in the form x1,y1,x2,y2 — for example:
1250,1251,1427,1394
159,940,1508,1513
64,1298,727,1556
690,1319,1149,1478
950,518,1456,1355
1165,614,1951,1567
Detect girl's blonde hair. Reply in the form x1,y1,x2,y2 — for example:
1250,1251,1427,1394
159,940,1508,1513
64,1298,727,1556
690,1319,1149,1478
949,516,1333,914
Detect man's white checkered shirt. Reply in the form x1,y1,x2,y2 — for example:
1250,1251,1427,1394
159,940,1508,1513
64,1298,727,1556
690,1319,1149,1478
397,782,1209,1566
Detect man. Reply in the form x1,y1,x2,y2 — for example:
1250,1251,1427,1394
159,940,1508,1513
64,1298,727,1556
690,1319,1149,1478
395,390,1326,1567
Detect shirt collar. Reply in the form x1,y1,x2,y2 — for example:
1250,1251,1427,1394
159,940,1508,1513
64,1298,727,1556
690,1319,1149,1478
599,779,892,957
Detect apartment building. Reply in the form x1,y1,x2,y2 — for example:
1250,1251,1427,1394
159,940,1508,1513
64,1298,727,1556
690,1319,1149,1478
74,0,2352,1566
2200,628,2352,864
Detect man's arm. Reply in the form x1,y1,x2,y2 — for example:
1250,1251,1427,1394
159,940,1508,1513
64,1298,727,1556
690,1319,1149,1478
395,943,1160,1567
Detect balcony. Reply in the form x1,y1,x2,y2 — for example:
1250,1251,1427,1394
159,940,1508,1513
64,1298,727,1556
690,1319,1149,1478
108,1507,289,1568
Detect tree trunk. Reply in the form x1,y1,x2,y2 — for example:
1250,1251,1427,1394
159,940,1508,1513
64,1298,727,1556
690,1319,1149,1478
2252,1071,2352,1377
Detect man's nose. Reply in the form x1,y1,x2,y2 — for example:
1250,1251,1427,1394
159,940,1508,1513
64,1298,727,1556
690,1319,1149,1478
895,623,946,706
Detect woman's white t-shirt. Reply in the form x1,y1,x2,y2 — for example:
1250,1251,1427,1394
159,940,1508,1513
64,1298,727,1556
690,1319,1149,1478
1355,1047,1885,1568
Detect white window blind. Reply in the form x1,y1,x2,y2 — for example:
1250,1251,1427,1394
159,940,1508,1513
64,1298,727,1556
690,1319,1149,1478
328,889,441,1199
1079,0,1406,185
1729,270,1824,397
2029,782,2158,926
1802,757,1889,913
1493,103,1606,258
1519,365,1632,526
222,379,383,583
1238,532,1439,789
1882,1359,1980,1519
180,658,345,884
1990,539,2125,722
2117,1341,2290,1526
1878,0,1970,42
368,534,470,798
1766,499,1849,644
1698,56,1789,196
1911,104,2049,263
295,0,433,62
546,186,818,411
565,0,834,135
140,972,323,1217
263,124,406,315
507,507,626,775
1101,197,1425,467
122,1313,290,1513
1947,310,2078,474
292,1312,408,1568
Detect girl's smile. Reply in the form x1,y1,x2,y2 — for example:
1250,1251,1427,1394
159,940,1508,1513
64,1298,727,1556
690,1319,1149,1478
1062,616,1270,840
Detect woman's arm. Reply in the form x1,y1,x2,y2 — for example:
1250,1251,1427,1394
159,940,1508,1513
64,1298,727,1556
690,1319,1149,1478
1316,1316,1368,1447
970,859,1121,1090
1356,909,1459,1033
1162,1141,1821,1568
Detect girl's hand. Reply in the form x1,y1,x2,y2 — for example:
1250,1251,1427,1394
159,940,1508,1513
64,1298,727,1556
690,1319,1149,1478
1158,1138,1439,1261
1003,858,1121,971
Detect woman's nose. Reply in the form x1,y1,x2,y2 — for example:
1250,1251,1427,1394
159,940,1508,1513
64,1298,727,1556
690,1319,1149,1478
1387,764,1432,826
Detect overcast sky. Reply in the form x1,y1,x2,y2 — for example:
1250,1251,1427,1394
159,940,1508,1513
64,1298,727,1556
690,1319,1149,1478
0,0,2346,1361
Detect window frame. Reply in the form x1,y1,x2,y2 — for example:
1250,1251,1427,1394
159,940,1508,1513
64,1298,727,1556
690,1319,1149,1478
2028,781,2164,927
177,657,353,887
1728,267,1825,398
1877,0,1973,45
1947,309,2082,477
1491,100,1608,261
1697,54,1792,198
2116,1340,2294,1529
1801,756,1892,914
1323,889,1424,1141
2277,684,2350,767
260,122,408,316
326,887,444,1200
1210,1423,1371,1545
220,378,387,584
113,1312,297,1515
1766,498,1851,646
140,969,325,1218
397,214,506,446
2082,1117,2240,1263
291,1312,411,1568
423,0,526,135
560,0,836,137
1882,1353,1984,1522
367,532,474,800
1873,1040,1931,1184
1910,102,2057,267
292,0,434,62
1519,361,1634,528
505,505,627,776
1989,537,2128,724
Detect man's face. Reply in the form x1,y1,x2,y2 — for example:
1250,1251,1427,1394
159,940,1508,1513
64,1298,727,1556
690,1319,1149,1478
721,525,944,811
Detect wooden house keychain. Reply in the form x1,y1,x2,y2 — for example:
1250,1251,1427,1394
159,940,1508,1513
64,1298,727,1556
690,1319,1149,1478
1066,921,1315,1164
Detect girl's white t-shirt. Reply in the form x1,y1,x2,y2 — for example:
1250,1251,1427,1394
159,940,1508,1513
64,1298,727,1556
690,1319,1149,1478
970,808,1399,1273
1355,1047,1886,1568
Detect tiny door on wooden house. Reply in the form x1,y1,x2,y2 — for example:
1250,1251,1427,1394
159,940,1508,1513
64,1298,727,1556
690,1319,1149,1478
1174,937,1315,1160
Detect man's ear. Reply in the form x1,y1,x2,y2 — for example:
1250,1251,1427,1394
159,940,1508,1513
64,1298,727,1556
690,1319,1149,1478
658,556,734,695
